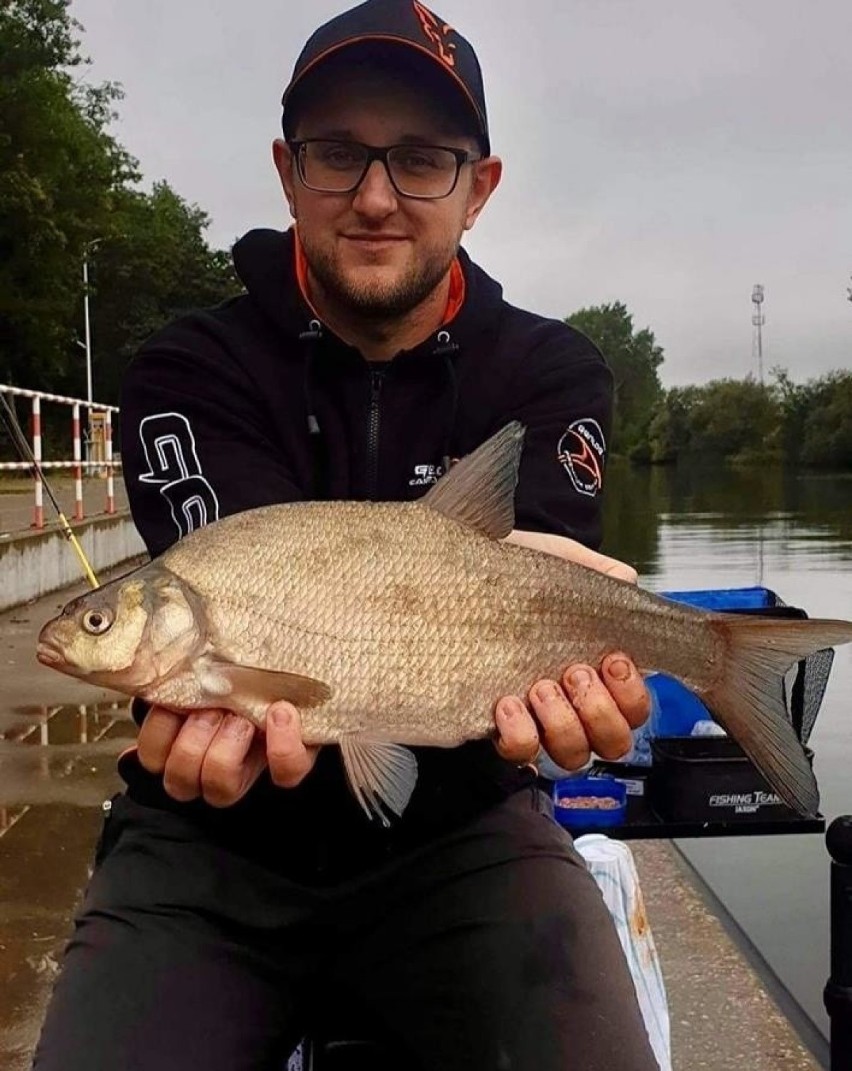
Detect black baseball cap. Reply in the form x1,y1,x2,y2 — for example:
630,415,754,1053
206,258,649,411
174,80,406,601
281,0,490,154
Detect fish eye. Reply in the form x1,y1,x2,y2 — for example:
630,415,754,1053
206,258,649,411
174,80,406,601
82,609,114,636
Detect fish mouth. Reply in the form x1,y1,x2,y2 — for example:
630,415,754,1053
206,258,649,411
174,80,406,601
36,642,63,667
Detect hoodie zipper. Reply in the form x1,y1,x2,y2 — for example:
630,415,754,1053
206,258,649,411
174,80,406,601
366,367,386,498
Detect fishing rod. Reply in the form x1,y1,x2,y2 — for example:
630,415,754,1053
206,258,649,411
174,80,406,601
0,390,100,589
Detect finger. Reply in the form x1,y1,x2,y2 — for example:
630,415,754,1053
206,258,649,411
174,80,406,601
562,665,634,761
601,652,652,729
598,558,638,584
504,530,638,583
528,680,590,772
200,715,268,808
494,696,540,765
265,702,319,788
162,709,224,802
137,706,183,774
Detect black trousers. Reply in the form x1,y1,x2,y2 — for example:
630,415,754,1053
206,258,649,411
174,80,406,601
32,789,659,1071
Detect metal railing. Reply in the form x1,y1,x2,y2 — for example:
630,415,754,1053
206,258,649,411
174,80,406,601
0,384,120,529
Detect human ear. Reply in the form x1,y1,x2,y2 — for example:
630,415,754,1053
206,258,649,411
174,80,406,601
463,156,503,231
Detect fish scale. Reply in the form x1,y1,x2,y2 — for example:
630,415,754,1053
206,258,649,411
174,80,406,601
165,501,588,741
37,422,852,822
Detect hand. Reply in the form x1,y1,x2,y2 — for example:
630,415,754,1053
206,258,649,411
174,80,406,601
494,530,651,770
136,702,320,807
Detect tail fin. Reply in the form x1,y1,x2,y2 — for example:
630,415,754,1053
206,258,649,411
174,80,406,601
702,616,852,817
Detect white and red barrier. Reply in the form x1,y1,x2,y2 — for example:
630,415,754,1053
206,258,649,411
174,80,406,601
0,384,121,529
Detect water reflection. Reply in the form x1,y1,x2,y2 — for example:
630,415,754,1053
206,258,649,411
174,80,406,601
603,460,852,576
0,701,133,816
0,700,134,1069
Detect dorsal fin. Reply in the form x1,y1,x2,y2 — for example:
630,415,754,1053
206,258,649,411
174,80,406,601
422,422,525,539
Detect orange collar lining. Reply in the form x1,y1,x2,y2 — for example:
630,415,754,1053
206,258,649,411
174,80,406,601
293,230,466,330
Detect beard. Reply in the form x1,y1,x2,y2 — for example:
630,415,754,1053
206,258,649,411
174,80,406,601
300,235,458,323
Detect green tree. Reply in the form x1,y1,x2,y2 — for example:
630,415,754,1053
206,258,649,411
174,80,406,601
684,377,780,463
798,371,852,468
772,368,852,468
565,302,664,454
0,0,136,388
85,182,242,405
772,367,809,462
646,385,699,463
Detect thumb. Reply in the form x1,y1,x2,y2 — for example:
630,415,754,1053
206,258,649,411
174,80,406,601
265,701,320,788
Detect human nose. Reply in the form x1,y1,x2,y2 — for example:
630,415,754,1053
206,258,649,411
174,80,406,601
351,158,398,218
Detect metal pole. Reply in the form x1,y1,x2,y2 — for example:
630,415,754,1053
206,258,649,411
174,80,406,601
825,816,852,1070
751,284,765,386
82,252,93,409
32,396,44,529
104,409,115,514
72,403,83,520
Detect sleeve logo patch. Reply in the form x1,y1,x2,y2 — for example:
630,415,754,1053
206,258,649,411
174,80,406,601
557,419,606,497
138,412,220,538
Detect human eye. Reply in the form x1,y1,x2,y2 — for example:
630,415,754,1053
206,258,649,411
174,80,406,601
315,142,363,170
394,147,448,173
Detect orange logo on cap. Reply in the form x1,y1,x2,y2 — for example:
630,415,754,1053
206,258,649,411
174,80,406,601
412,1,457,68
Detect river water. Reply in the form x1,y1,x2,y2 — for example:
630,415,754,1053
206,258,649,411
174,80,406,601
602,460,852,1043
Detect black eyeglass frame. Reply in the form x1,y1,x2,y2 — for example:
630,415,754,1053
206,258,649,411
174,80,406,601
288,139,482,201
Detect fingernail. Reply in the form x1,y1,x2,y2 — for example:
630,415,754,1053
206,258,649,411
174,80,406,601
269,705,293,729
608,658,631,682
534,681,560,703
221,714,252,739
192,710,222,729
569,669,592,689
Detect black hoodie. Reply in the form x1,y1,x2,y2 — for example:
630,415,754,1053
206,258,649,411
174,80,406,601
117,228,613,882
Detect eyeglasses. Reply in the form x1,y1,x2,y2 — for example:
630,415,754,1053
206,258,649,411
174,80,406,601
289,139,481,200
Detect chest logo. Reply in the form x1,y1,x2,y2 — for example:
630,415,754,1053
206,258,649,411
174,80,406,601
557,419,606,497
409,462,445,487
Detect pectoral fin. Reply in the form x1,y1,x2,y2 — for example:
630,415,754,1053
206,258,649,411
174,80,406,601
209,660,332,709
339,734,418,826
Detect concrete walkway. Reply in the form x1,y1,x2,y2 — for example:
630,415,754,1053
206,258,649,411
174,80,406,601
0,476,129,536
632,841,822,1070
0,574,826,1070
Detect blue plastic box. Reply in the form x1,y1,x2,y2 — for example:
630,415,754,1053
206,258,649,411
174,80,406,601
552,776,627,829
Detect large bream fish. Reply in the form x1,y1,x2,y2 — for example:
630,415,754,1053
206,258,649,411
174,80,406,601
38,424,852,822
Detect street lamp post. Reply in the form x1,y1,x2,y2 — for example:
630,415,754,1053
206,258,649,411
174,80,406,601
82,238,103,410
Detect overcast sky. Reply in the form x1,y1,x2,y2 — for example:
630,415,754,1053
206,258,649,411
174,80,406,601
70,0,851,385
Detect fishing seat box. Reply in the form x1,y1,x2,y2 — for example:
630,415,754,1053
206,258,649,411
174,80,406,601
648,737,815,823
640,587,831,825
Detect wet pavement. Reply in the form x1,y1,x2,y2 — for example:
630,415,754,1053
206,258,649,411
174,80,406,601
0,476,130,537
0,570,134,1071
0,575,826,1070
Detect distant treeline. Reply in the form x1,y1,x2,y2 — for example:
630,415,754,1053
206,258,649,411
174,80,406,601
566,304,851,470
0,1,239,409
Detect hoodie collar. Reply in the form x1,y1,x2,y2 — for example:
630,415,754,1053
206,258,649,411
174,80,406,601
232,227,501,353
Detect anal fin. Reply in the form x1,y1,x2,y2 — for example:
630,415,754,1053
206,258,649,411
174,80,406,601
339,735,418,826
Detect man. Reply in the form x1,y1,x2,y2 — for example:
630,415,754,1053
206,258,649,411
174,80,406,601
33,3,659,1069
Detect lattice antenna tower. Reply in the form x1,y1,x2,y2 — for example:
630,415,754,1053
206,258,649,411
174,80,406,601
751,284,765,384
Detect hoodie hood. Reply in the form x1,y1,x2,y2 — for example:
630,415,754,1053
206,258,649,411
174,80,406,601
231,227,504,360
